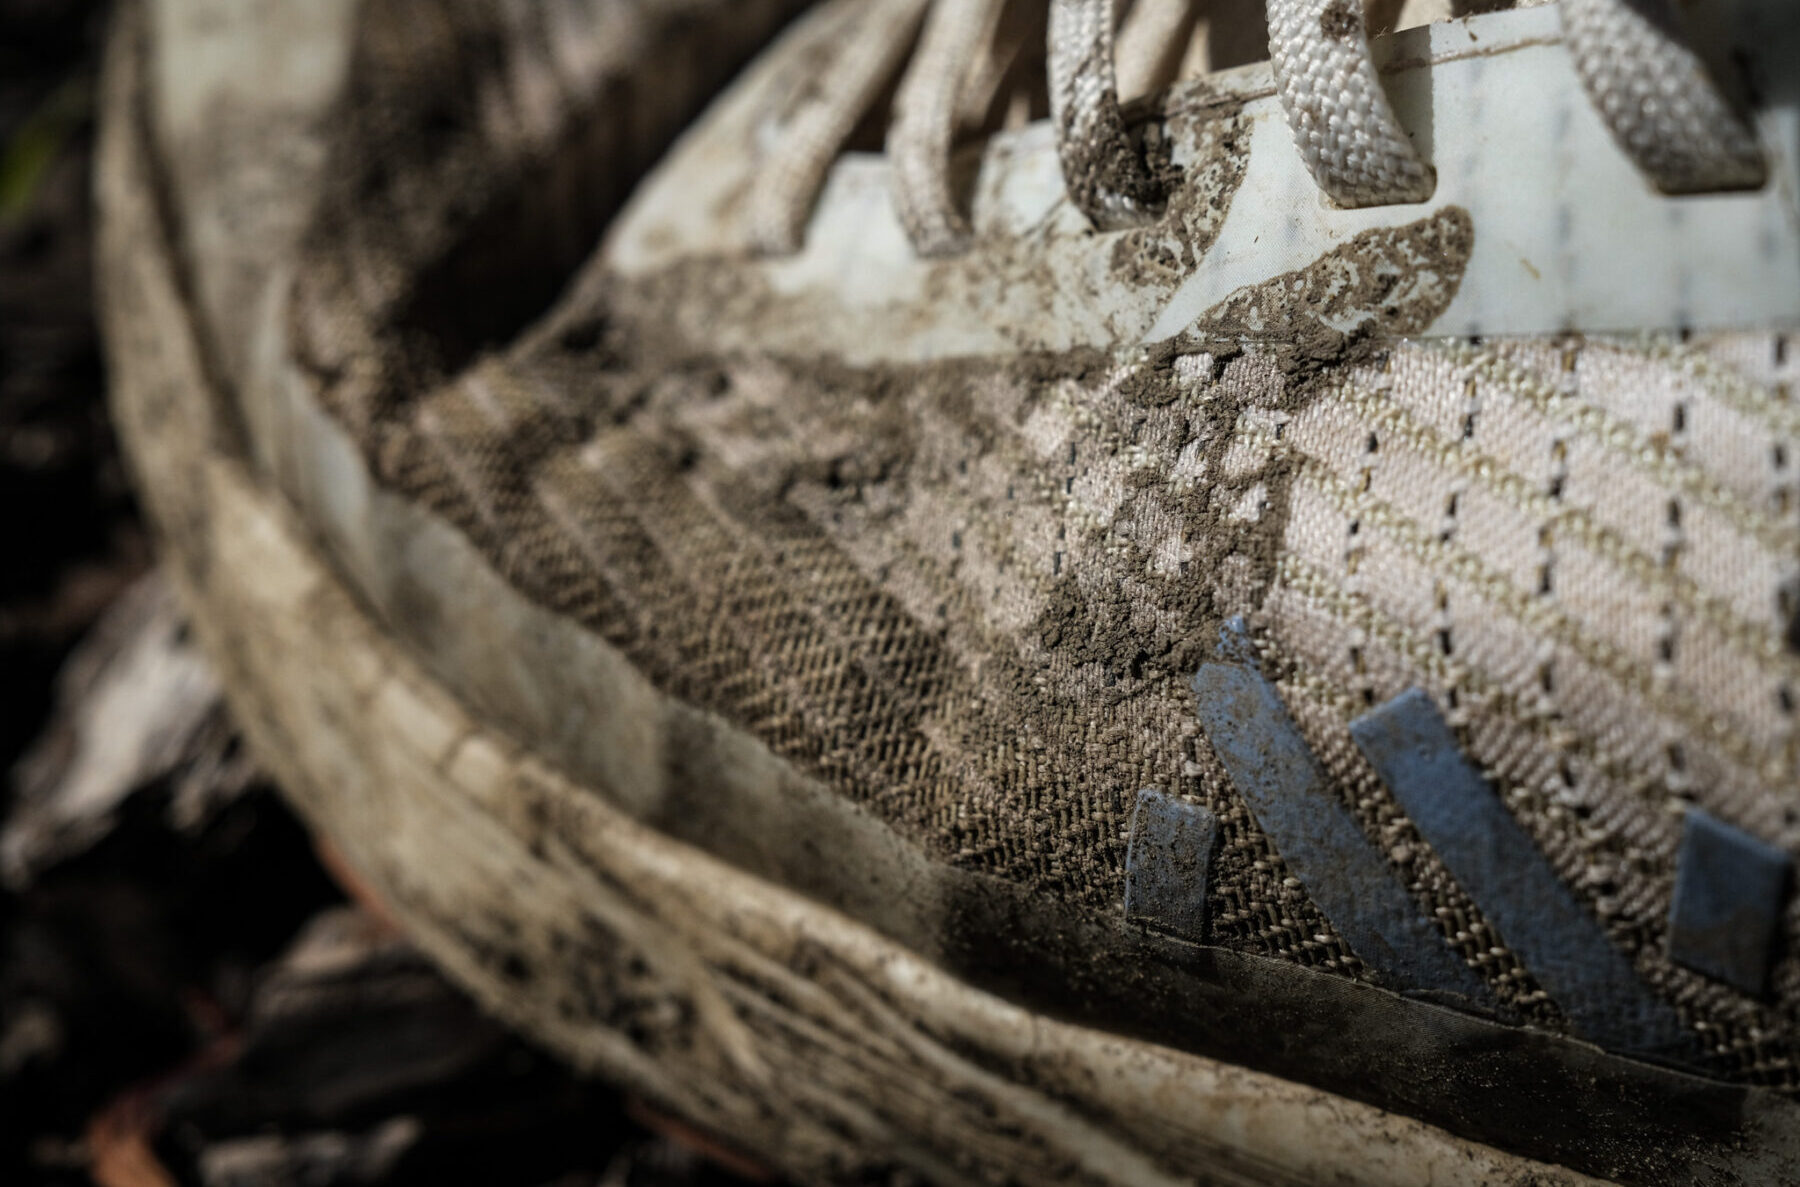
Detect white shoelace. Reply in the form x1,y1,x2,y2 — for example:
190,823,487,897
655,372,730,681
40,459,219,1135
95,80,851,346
1560,0,1766,195
751,0,1770,257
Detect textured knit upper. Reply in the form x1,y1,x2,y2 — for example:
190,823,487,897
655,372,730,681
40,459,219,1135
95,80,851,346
175,0,1800,1091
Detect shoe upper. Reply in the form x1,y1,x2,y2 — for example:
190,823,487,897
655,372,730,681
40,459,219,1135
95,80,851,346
139,0,1800,1180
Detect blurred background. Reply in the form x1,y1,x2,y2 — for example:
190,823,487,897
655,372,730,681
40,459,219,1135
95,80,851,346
0,4,771,1184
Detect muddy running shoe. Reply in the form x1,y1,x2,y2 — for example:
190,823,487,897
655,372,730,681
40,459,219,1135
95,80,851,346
99,0,1800,1182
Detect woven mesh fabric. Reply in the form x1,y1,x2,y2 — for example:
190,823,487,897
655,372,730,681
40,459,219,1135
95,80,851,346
1266,336,1800,1083
287,0,1800,1089
1561,0,1765,193
295,308,1800,1085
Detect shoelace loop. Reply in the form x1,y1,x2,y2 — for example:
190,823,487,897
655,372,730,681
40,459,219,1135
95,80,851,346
749,0,1771,258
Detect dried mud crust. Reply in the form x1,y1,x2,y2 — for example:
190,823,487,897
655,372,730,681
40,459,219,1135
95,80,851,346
272,7,1786,1137
1319,0,1363,41
290,200,1477,982
1107,93,1249,287
96,24,1638,1175
1181,206,1476,362
1054,83,1170,229
103,0,1800,1176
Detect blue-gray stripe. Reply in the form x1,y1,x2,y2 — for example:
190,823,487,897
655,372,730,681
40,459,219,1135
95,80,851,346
1350,687,1694,1061
1193,619,1493,1006
1669,807,1791,997
1125,788,1218,943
